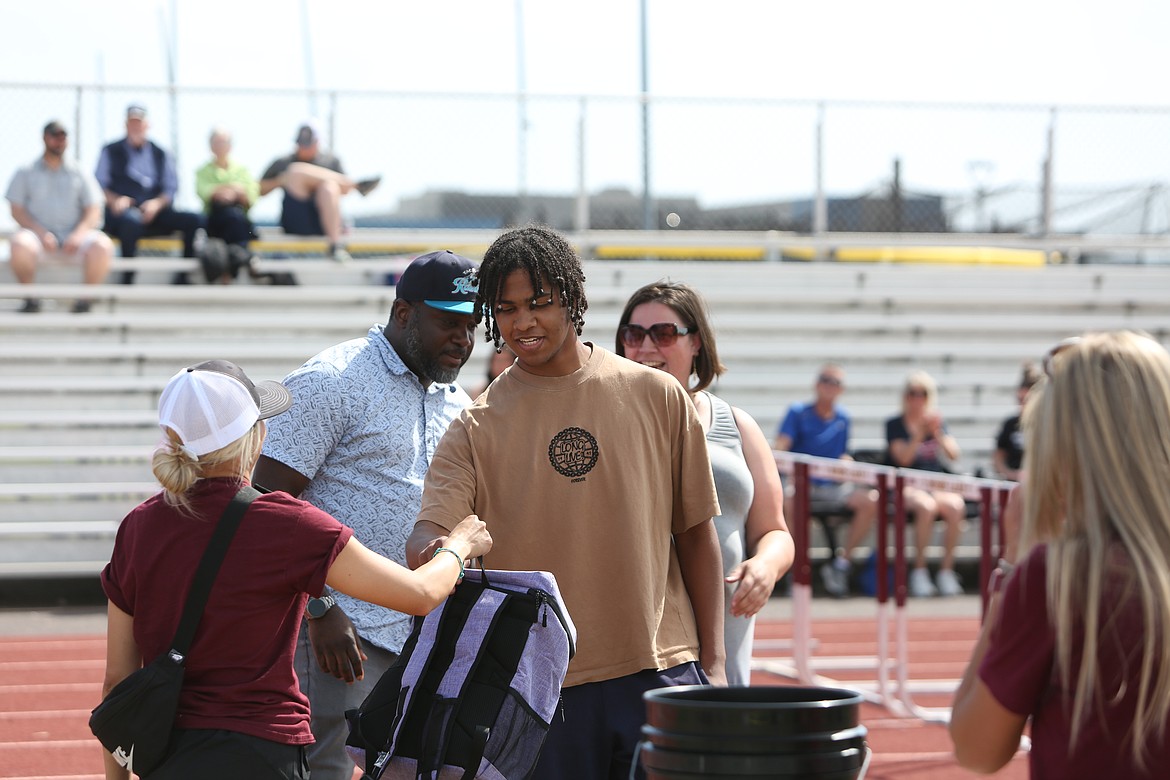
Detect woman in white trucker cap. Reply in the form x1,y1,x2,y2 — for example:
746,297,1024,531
97,360,491,780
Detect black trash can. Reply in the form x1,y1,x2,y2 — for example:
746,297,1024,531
640,685,868,779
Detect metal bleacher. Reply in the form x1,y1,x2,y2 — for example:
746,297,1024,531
3,255,1170,578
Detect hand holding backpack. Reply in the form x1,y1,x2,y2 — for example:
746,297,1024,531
345,567,576,780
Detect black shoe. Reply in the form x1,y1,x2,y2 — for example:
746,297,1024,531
118,271,136,285
18,298,42,313
355,176,381,197
71,299,94,314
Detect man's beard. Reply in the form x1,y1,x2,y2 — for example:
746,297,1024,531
405,319,463,384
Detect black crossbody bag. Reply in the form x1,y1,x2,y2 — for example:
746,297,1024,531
90,486,259,776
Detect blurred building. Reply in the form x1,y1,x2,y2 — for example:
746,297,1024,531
359,187,946,232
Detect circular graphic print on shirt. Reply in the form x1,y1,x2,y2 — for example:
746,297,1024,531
548,427,599,478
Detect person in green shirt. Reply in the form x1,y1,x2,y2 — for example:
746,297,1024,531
195,127,260,283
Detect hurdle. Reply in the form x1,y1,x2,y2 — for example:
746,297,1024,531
762,451,1015,722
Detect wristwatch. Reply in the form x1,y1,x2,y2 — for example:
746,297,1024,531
306,594,337,619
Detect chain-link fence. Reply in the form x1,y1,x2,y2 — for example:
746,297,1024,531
3,83,1169,241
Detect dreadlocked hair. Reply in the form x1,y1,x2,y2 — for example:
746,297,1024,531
474,225,588,351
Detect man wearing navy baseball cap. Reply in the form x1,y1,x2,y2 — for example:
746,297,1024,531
394,249,479,314
253,249,479,780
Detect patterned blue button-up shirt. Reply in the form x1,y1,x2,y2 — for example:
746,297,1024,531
262,324,471,652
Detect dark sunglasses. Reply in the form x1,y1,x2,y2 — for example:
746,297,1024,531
619,322,692,348
46,130,67,138
904,388,928,398
817,375,843,388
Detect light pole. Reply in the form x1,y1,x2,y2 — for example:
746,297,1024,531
299,0,319,118
640,0,653,230
516,0,529,224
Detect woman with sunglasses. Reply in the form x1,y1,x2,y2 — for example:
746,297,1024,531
951,332,1170,778
616,281,794,685
885,370,965,597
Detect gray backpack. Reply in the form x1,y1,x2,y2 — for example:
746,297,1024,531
346,568,576,779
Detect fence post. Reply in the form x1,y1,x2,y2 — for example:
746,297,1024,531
979,485,994,617
813,102,827,241
892,474,907,606
327,91,338,150
1040,106,1057,237
876,472,890,605
575,97,589,232
792,460,811,588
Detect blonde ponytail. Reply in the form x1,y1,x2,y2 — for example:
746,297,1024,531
152,423,266,513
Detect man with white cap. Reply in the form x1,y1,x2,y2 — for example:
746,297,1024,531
258,120,381,265
252,249,478,780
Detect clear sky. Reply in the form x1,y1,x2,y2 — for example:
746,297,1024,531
5,0,1164,103
1,0,1166,225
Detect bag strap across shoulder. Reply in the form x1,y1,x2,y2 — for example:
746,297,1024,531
169,485,259,657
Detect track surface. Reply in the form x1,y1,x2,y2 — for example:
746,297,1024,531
0,599,1026,779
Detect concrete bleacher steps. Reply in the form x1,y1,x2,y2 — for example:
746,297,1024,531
3,259,1170,578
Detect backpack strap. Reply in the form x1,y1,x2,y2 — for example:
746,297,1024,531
460,726,490,780
169,485,259,658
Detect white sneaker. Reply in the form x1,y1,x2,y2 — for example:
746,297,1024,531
820,557,851,598
909,567,938,597
936,568,964,597
330,246,354,265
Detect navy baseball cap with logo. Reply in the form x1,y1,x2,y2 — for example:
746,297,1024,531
396,250,479,314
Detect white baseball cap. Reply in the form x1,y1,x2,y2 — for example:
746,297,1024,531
158,360,293,457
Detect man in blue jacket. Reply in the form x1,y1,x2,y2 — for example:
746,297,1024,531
96,103,203,283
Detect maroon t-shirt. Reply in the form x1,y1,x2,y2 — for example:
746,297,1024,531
980,543,1170,779
101,478,353,745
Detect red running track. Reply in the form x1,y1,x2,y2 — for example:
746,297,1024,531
0,607,1026,779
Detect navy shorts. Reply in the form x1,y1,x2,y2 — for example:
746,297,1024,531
533,661,707,780
280,194,323,236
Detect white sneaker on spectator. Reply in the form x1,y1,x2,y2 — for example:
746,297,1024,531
330,246,354,265
820,557,851,598
936,568,964,597
909,567,937,597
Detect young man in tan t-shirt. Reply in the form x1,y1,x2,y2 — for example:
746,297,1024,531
407,225,725,779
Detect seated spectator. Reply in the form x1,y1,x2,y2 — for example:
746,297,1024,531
993,362,1042,563
96,104,204,284
992,362,1041,482
195,127,259,284
775,364,879,598
951,332,1170,778
6,120,113,313
886,370,965,597
259,120,381,265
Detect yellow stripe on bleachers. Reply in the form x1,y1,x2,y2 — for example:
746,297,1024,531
782,245,1045,266
594,245,766,260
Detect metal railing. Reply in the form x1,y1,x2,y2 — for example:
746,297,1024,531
766,450,1014,722
2,82,1169,255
